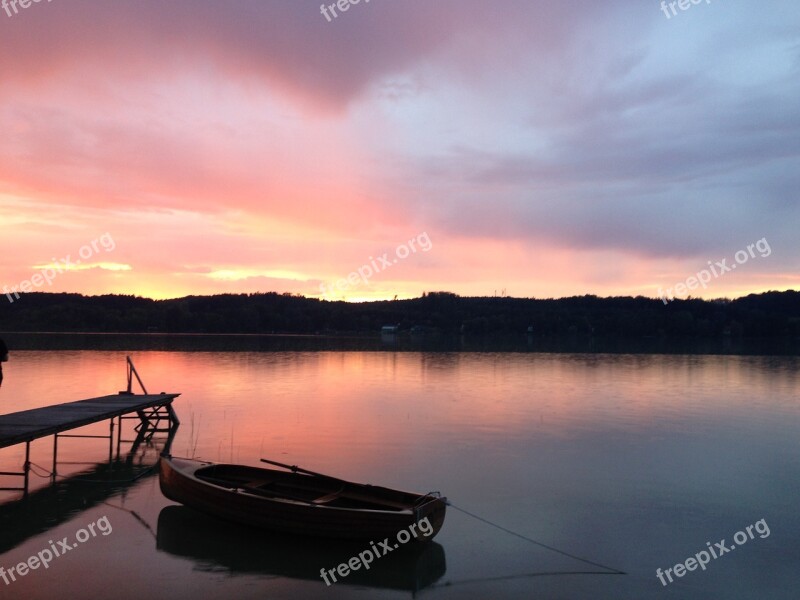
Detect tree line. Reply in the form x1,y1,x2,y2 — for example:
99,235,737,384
0,290,798,338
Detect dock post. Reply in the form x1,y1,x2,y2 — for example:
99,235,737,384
116,415,122,460
52,434,58,480
23,441,30,498
166,401,181,427
108,419,114,463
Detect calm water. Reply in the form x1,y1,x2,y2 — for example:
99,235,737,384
1,347,799,599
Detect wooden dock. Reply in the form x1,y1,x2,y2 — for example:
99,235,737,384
0,357,179,496
0,393,179,450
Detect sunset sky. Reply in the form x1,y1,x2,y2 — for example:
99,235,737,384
0,0,798,302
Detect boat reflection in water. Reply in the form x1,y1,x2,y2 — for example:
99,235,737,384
156,505,447,594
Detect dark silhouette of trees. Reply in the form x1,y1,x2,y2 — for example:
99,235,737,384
0,290,798,338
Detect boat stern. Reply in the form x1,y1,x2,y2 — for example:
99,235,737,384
413,495,447,541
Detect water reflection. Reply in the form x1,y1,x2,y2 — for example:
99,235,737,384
0,426,173,555
4,331,799,355
156,505,447,594
1,348,799,599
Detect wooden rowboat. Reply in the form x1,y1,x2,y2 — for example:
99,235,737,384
159,455,447,540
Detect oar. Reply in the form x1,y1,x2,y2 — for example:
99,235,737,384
260,458,352,485
261,458,438,512
239,483,318,506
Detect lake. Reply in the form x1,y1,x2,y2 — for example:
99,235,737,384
1,340,798,599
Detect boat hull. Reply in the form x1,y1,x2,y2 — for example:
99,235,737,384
159,456,447,540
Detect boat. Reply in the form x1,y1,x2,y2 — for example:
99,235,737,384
159,455,447,540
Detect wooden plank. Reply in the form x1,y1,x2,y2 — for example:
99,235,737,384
0,393,180,449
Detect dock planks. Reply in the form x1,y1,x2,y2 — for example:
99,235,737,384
0,393,180,449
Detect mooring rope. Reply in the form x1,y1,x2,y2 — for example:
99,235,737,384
25,460,158,484
445,500,626,575
102,501,157,539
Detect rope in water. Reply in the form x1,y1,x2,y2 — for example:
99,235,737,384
102,501,157,539
445,500,626,575
25,460,158,484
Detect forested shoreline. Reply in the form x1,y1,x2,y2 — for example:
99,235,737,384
1,291,799,338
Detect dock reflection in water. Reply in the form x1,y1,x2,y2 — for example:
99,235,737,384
0,426,173,555
156,505,447,594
